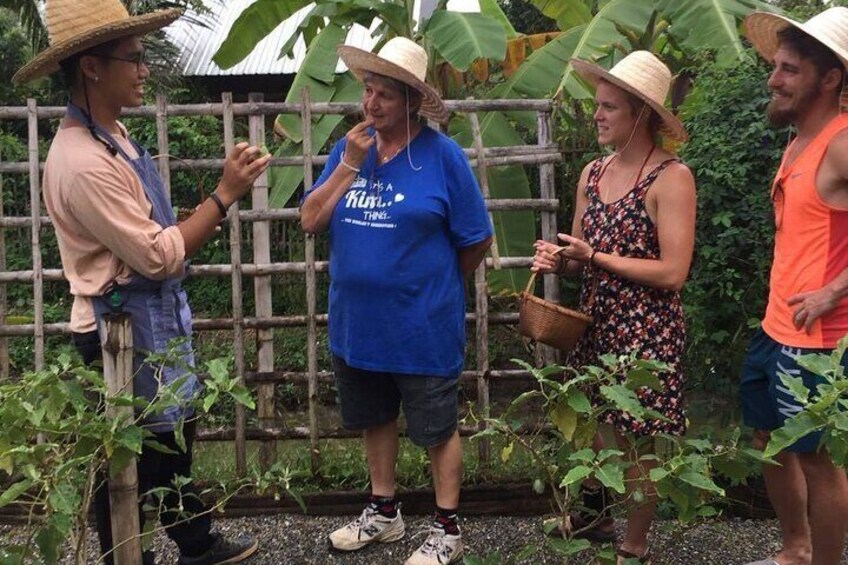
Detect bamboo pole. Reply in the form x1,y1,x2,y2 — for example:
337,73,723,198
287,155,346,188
155,94,171,198
222,93,247,477
0,153,8,379
241,368,533,385
27,100,44,371
0,148,562,175
468,112,492,467
248,93,276,471
537,111,559,366
195,423,551,442
0,98,556,121
469,112,500,269
301,88,321,476
0,197,559,227
100,313,142,565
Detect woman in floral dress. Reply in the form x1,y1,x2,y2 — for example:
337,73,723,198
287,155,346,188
532,51,696,564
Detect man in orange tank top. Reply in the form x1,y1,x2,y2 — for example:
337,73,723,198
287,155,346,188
742,7,848,565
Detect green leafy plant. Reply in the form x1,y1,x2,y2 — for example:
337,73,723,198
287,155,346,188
469,353,766,562
0,346,291,564
764,335,848,461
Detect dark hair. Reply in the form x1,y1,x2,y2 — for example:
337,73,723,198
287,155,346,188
58,38,122,88
362,71,423,115
777,26,844,81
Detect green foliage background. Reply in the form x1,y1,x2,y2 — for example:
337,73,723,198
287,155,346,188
0,6,801,423
679,54,787,399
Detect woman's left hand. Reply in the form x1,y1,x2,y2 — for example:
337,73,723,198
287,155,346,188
557,233,593,263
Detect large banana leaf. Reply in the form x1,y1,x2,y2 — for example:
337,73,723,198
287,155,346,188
477,0,518,40
487,25,586,130
528,0,592,31
655,0,776,65
450,113,536,295
275,23,347,143
211,0,313,69
269,73,363,209
558,0,656,98
424,11,507,72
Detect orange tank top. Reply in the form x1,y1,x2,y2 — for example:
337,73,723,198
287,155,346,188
762,113,848,348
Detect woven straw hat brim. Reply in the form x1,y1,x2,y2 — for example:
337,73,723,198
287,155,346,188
337,45,449,124
13,8,182,85
744,12,848,68
570,58,688,143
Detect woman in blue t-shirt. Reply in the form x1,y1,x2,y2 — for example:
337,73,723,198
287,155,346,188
300,37,492,565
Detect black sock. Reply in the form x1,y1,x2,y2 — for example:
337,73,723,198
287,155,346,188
368,494,398,518
433,506,459,535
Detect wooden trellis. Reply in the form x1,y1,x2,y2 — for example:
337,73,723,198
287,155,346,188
0,93,562,477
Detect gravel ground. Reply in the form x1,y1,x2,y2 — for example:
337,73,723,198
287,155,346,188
4,515,848,564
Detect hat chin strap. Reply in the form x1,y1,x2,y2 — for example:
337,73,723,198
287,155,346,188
605,101,649,159
405,84,422,172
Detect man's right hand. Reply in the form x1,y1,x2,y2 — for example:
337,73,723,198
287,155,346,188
216,142,272,206
342,119,375,169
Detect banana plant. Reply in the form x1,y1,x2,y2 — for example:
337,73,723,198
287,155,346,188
213,0,538,294
213,0,508,204
525,0,778,99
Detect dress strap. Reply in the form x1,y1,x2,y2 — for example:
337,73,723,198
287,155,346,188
633,158,680,198
584,157,606,198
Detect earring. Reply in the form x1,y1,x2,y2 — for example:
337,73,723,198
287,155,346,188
93,76,99,83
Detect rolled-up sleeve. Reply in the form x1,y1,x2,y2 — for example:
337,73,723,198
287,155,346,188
67,165,185,280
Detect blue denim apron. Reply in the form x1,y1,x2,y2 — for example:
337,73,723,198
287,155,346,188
67,103,200,431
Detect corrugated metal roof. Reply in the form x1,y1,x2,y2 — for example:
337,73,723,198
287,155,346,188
164,0,375,76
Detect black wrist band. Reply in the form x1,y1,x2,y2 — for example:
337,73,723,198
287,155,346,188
209,192,228,218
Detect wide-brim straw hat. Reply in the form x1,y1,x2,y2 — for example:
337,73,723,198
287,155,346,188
337,37,449,124
570,50,688,142
745,7,848,68
13,0,182,85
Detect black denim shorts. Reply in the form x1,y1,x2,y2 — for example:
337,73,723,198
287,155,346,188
332,355,459,448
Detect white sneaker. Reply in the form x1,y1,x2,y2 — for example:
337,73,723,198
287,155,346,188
329,505,405,551
404,526,463,565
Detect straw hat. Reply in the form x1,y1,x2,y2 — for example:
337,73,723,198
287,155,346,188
744,7,848,69
13,0,182,85
337,37,449,124
570,50,688,142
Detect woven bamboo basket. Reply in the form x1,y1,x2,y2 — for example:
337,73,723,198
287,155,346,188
518,271,593,351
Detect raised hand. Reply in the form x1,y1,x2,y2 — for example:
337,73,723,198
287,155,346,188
217,142,272,206
342,119,375,169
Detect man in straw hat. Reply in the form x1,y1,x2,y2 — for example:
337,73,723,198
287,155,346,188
741,6,848,565
533,50,695,565
13,1,270,563
300,36,492,565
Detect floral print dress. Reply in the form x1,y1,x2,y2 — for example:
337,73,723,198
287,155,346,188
566,156,687,437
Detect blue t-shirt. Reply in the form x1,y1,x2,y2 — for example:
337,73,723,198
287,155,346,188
305,125,492,377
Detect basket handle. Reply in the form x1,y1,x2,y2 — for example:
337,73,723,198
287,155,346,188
524,245,568,294
525,245,597,314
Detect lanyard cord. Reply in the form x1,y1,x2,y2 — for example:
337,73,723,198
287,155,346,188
80,79,118,157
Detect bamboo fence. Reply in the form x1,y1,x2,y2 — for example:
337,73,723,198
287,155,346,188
0,93,564,478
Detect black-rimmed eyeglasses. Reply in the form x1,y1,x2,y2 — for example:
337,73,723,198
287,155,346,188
94,52,147,73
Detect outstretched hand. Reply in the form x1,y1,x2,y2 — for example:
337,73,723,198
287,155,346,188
217,142,272,205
